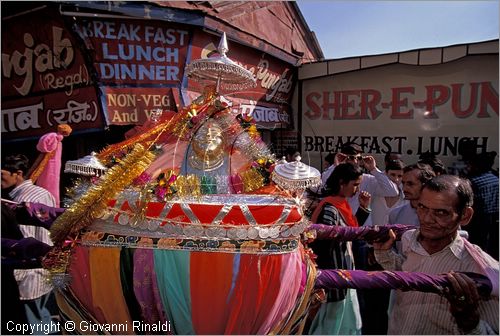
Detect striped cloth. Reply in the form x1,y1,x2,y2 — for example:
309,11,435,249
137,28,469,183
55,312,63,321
9,180,56,300
375,229,499,335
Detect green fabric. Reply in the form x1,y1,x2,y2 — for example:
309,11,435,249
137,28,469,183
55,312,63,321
154,250,194,335
309,289,362,335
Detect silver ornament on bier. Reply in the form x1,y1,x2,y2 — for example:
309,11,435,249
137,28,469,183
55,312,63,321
186,32,256,92
271,155,321,191
64,152,108,177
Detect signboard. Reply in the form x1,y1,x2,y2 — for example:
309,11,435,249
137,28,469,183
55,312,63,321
2,86,103,141
1,9,91,98
101,87,177,125
1,7,103,141
73,18,190,86
183,90,291,130
301,56,499,170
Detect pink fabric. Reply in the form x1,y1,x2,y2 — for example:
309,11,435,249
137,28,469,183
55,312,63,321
256,250,303,334
463,239,499,297
144,141,187,179
68,246,106,323
36,132,63,206
132,249,168,324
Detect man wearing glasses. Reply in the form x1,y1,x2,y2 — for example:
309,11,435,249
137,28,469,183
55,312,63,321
388,163,436,227
373,175,499,334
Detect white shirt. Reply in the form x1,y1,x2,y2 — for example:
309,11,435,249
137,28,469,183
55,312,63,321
371,184,406,226
375,229,499,335
10,180,56,300
348,168,399,226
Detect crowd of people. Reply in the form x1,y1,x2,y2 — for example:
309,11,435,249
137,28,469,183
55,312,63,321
302,141,499,335
1,139,499,335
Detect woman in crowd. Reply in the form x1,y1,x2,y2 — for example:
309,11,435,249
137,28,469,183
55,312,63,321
307,163,371,335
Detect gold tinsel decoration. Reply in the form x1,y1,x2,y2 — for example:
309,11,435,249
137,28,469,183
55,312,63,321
97,112,183,165
240,168,265,193
50,144,156,245
172,174,201,198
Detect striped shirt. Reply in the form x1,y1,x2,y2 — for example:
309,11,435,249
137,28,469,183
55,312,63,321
9,180,56,300
375,229,499,335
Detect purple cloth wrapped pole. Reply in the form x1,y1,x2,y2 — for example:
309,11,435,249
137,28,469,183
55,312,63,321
10,202,65,230
315,269,492,298
2,237,52,268
309,223,416,242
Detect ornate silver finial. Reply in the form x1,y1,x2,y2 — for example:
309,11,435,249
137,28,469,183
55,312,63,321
185,31,256,92
277,156,288,165
271,156,321,191
218,32,229,57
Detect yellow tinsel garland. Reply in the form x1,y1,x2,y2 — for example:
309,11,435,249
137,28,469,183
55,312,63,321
50,144,156,245
97,116,180,165
240,168,265,193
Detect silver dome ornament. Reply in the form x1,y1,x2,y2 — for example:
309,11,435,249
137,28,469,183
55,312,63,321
271,155,321,191
186,32,256,93
276,156,288,165
64,152,108,177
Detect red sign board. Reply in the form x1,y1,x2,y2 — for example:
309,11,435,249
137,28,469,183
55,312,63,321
2,86,104,141
1,7,91,99
184,90,292,129
73,18,190,86
101,87,178,125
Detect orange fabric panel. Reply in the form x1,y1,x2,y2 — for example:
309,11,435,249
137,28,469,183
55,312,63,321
89,247,133,333
190,252,234,334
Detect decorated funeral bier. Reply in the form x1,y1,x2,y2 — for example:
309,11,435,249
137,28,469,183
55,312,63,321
44,33,322,335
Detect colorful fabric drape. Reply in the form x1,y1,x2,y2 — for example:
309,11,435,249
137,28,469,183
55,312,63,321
61,246,305,335
89,247,134,334
133,249,168,326
59,243,495,335
315,269,493,298
154,250,194,335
